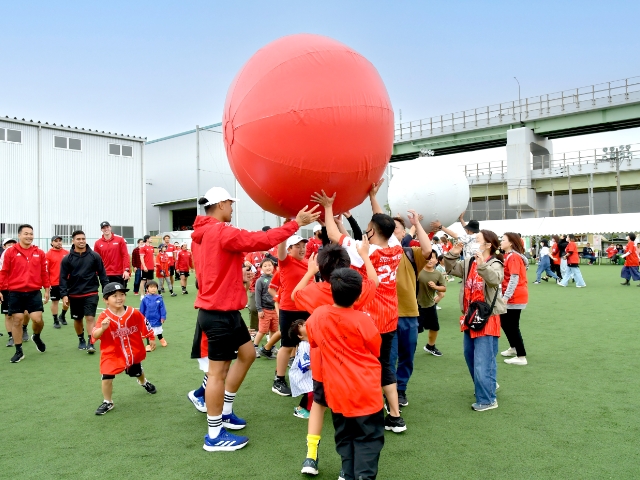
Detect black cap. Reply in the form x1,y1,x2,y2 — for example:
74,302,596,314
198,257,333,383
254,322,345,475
51,235,63,243
100,221,111,229
465,220,480,233
102,282,129,298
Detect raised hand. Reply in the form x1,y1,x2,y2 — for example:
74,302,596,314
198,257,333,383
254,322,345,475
310,190,336,209
407,209,420,226
357,236,371,260
450,242,463,256
295,204,322,227
429,220,442,232
307,253,319,275
343,210,352,218
369,178,385,197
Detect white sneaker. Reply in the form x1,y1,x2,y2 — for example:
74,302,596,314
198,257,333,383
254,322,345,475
436,305,442,310
557,282,566,287
576,285,586,288
504,356,528,365
501,347,517,357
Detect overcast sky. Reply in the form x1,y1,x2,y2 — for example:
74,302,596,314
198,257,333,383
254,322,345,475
2,0,639,166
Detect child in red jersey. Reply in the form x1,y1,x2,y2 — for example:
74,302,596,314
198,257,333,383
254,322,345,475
306,268,384,480
155,245,171,294
620,232,640,285
91,282,157,415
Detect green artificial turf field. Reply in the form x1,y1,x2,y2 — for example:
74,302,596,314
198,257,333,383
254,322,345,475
1,265,639,479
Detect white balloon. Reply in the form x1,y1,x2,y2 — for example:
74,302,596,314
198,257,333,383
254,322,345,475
388,162,470,230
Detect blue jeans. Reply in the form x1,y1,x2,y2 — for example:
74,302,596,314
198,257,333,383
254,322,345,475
133,268,142,294
389,316,418,392
535,256,559,282
463,332,498,405
559,266,586,287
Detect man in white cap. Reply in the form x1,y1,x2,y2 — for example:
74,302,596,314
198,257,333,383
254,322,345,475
190,186,320,452
305,224,323,259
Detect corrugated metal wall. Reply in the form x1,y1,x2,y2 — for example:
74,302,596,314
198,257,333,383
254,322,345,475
0,119,144,244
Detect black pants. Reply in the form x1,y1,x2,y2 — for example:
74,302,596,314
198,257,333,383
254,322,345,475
550,263,562,280
500,309,526,356
332,409,385,480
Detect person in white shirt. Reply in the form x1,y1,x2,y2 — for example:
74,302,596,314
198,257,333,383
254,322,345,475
534,239,559,284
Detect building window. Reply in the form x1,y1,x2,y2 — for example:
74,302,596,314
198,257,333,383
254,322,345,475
54,224,83,243
54,135,82,151
109,143,133,157
148,230,159,237
110,225,134,241
0,223,22,238
0,128,22,143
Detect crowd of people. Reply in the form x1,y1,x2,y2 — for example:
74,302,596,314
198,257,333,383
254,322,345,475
3,179,634,480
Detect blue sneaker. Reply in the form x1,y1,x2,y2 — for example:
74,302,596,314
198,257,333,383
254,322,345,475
222,411,247,430
187,390,207,413
203,428,249,451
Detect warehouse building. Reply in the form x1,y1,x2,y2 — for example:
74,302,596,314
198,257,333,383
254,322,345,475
0,116,146,245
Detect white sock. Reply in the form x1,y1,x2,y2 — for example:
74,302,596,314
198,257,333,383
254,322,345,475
207,414,222,438
222,390,236,415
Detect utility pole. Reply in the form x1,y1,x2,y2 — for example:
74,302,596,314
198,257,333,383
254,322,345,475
196,125,201,215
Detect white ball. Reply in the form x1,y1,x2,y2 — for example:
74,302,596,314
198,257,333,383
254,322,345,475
388,162,469,230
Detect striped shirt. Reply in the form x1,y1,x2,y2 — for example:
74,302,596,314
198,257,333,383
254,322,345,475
289,341,313,397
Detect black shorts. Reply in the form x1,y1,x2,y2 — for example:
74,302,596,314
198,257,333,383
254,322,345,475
1,290,9,315
49,286,61,301
101,363,143,380
418,305,439,332
141,270,154,281
191,309,251,362
108,275,127,287
178,271,190,278
69,294,99,320
169,266,175,276
379,330,397,387
8,290,44,315
313,380,328,408
279,309,311,348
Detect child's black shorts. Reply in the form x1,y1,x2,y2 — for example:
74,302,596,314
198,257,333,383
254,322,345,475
313,380,327,407
101,363,143,380
418,305,439,332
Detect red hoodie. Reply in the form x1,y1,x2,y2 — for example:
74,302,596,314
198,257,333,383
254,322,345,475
0,243,51,291
191,216,298,311
93,235,130,276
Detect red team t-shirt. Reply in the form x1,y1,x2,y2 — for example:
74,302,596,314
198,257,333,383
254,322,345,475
140,245,155,271
502,252,529,305
46,248,69,286
624,241,639,267
277,255,308,311
339,234,403,334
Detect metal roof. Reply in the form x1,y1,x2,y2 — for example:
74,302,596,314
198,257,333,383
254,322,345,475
1,115,146,141
151,197,197,207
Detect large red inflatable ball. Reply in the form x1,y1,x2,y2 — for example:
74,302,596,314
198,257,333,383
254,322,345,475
223,33,394,219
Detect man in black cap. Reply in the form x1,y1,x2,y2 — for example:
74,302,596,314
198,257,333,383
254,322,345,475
45,235,69,329
60,230,109,353
93,221,130,287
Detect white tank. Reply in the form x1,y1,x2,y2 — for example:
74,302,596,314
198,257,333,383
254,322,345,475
388,161,470,230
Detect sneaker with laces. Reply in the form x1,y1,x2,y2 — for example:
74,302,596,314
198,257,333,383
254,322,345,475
32,335,46,353
222,411,247,430
182,290,189,295
533,281,541,284
259,346,275,359
272,378,292,396
504,356,527,365
424,344,443,356
6,337,14,347
294,406,310,419
397,390,408,407
53,321,61,329
78,339,87,350
86,343,96,354
10,350,25,363
170,292,177,297
203,428,249,452
384,415,407,433
542,277,549,282
95,401,114,415
301,457,319,476
140,381,157,394
500,347,517,357
187,390,207,413
472,401,498,411
160,339,168,347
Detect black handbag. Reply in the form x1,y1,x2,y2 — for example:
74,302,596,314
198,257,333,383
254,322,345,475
462,258,500,331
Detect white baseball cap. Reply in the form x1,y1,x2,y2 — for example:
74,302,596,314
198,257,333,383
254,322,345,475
313,225,322,233
286,235,308,249
201,187,237,207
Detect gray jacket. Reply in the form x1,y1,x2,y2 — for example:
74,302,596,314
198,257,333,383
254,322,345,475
255,274,275,312
443,252,507,316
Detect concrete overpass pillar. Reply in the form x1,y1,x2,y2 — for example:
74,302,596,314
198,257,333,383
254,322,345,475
506,127,553,212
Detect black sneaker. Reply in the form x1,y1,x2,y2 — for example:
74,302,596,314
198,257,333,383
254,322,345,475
384,415,407,433
78,339,87,350
398,390,408,407
6,337,14,347
272,379,292,396
259,346,275,359
60,316,68,326
95,401,114,415
170,292,177,297
10,350,25,363
87,343,96,354
32,335,46,353
542,277,549,282
182,290,188,295
140,381,157,394
301,457,319,476
424,344,443,356
53,321,61,329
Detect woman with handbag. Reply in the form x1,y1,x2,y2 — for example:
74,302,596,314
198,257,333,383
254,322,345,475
444,229,506,412
499,232,529,366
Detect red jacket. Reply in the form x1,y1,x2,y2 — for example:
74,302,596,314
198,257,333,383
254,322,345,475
93,235,130,276
191,216,298,311
624,241,639,267
0,243,51,291
176,250,194,271
131,247,141,269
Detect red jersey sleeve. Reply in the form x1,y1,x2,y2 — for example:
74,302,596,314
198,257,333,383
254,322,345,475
219,222,299,253
40,248,51,289
353,278,376,310
121,239,130,272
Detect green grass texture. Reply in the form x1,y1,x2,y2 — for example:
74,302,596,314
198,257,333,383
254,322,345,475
1,265,638,479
